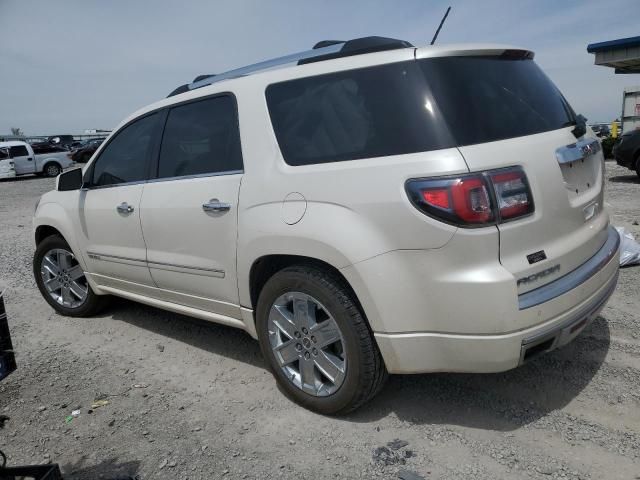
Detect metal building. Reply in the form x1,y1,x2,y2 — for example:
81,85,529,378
588,36,640,133
587,36,640,74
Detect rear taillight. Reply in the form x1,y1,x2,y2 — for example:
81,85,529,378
488,169,533,220
406,167,534,227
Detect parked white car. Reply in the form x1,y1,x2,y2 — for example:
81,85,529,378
0,147,16,180
0,141,74,177
32,37,620,414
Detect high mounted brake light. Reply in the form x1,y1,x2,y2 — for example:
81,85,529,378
406,167,534,227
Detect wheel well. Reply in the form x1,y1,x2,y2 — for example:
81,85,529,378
249,255,361,312
42,161,61,170
35,225,63,245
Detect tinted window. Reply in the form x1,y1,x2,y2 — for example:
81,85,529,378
267,57,576,166
92,114,158,187
158,96,242,178
0,148,8,160
266,62,454,166
9,145,29,157
420,57,575,146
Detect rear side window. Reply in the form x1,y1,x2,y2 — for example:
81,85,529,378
157,95,243,179
266,62,455,166
0,148,8,160
92,113,158,187
9,145,29,157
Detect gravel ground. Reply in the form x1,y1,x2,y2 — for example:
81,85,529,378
0,163,638,480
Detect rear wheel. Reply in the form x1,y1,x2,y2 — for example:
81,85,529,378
34,235,107,317
43,163,61,177
256,265,387,414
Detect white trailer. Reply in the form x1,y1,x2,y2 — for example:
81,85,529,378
622,86,640,134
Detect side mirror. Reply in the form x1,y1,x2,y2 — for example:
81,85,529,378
57,168,83,191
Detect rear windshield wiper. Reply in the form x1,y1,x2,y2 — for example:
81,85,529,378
566,114,587,139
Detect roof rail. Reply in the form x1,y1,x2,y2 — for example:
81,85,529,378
187,42,345,91
185,36,412,92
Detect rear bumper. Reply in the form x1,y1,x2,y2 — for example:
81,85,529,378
365,227,620,374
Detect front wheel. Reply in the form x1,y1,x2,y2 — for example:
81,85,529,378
34,235,107,317
256,265,387,415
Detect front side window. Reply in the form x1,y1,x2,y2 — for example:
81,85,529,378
157,95,243,179
9,145,29,157
91,113,158,187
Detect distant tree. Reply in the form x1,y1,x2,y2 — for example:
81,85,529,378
10,127,24,136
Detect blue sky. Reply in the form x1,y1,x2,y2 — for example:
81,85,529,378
1,0,638,134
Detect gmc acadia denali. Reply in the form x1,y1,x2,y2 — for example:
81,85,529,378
32,37,620,414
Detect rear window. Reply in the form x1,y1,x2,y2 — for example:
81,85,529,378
420,56,575,147
9,145,29,157
266,57,575,166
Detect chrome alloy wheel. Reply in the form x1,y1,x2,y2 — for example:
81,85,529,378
40,248,88,308
268,292,347,396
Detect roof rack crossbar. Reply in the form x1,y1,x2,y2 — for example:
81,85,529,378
188,42,346,90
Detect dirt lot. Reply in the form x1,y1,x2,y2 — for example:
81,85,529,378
0,162,638,480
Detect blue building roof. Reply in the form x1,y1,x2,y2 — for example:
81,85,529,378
587,36,640,53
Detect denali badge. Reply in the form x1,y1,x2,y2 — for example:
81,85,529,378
517,264,560,286
526,250,547,264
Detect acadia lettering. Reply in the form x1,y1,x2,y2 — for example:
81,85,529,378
517,264,561,287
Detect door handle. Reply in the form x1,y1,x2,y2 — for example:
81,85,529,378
202,199,231,213
116,202,134,214
27,157,33,161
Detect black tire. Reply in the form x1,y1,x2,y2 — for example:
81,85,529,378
256,265,387,415
635,152,640,179
33,235,107,317
43,162,61,177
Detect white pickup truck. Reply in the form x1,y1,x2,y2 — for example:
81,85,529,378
0,141,75,177
0,147,16,180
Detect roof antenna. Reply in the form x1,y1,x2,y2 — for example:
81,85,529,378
430,6,451,45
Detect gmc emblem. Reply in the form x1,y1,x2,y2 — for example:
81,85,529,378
517,264,561,286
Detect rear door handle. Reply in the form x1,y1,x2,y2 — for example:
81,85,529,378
116,202,134,214
202,199,231,213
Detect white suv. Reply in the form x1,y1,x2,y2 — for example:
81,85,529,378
32,37,620,414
